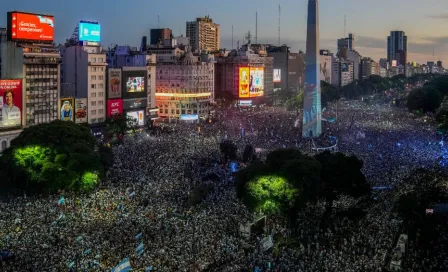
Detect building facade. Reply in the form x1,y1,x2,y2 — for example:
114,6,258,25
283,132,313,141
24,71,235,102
332,58,354,88
150,28,173,45
156,51,215,121
319,50,333,84
360,57,379,79
186,16,220,52
387,31,407,67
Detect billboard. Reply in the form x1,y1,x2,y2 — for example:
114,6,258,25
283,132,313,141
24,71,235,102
78,22,101,42
273,69,281,83
8,12,54,42
122,71,147,99
320,55,332,83
341,63,349,72
74,98,88,123
108,69,122,99
0,79,22,128
239,67,250,98
180,114,199,121
126,77,145,93
126,110,145,126
107,99,123,117
249,67,264,97
60,98,74,122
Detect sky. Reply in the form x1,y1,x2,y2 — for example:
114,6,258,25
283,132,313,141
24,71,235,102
1,0,448,64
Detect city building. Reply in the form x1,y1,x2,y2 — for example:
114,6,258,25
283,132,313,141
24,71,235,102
379,58,388,69
267,45,305,92
339,48,362,81
387,31,407,67
106,45,158,122
360,57,379,79
332,58,354,88
61,21,107,125
150,28,172,45
215,44,273,103
319,49,333,84
337,33,355,52
302,0,322,138
1,11,61,151
162,35,190,48
156,50,215,122
186,16,220,52
379,67,387,78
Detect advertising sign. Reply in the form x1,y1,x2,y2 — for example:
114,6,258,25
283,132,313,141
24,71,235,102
180,114,199,121
8,12,54,42
74,98,88,123
0,79,22,128
123,98,147,110
239,67,250,98
60,98,74,122
273,69,281,83
249,67,264,98
107,99,123,117
126,110,144,126
108,69,122,99
341,63,349,72
126,77,145,93
78,22,101,42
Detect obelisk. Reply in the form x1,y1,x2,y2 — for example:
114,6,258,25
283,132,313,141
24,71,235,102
302,0,322,138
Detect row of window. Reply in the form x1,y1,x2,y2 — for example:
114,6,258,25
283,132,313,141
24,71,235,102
90,92,105,97
90,67,105,72
90,84,105,89
90,101,104,106
91,118,105,123
90,57,105,63
90,75,105,80
90,109,104,115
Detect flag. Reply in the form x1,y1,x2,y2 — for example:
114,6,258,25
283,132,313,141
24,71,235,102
136,241,145,256
58,196,65,206
83,248,91,255
68,261,75,268
129,191,135,198
76,235,83,243
145,266,153,272
135,232,143,240
112,258,131,272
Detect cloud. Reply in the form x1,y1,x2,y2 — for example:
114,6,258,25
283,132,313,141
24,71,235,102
426,13,448,19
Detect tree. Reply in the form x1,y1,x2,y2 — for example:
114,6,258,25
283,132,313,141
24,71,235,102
435,107,448,131
0,120,106,194
425,75,448,96
321,81,340,107
314,151,371,214
285,89,304,111
407,85,442,113
105,114,139,141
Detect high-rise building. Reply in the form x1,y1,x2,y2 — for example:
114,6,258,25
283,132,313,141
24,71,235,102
62,21,107,125
379,58,388,69
360,57,379,79
140,36,147,52
267,45,305,92
332,58,354,88
302,0,322,138
150,28,172,46
387,31,407,67
186,16,220,52
337,33,355,52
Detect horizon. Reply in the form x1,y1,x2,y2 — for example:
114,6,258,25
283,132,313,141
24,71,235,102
1,0,447,64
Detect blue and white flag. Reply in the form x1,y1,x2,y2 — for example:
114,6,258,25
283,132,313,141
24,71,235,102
68,261,75,268
83,248,91,255
135,232,143,240
112,258,131,272
58,196,65,206
129,191,135,198
136,241,145,256
145,266,153,272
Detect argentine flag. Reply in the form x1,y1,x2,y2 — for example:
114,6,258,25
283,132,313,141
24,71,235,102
58,196,65,206
136,241,145,256
135,232,142,240
112,258,131,272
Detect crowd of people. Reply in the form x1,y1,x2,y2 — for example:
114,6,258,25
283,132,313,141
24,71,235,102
1,99,447,271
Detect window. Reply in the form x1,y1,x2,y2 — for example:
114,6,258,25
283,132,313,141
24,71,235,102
91,58,97,63
91,118,97,123
98,118,104,122
98,101,104,106
91,67,97,72
98,75,104,80
91,84,96,89
98,92,104,97
91,101,96,106
91,75,97,80
98,84,104,88
90,92,96,98
98,109,104,114
99,67,104,72
98,58,103,62
91,110,97,115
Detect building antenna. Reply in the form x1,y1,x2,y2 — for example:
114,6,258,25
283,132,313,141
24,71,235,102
344,14,346,37
278,4,281,46
232,25,234,50
255,11,258,44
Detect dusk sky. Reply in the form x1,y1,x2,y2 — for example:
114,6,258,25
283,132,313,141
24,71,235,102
1,0,448,64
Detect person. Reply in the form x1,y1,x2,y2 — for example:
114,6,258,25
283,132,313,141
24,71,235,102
60,100,73,121
2,90,21,126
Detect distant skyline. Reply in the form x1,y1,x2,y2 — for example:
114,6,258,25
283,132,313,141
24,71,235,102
1,0,448,64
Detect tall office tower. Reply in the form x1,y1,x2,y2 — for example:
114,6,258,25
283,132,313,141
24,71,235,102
140,36,147,52
186,16,220,52
150,28,172,45
302,0,322,138
387,31,407,67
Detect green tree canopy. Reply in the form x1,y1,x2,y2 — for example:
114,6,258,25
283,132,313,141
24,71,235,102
321,81,340,107
406,85,442,112
105,114,139,141
0,120,108,194
314,151,371,214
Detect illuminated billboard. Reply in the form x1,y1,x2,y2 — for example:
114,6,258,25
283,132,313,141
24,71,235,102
122,71,147,99
60,98,74,122
341,63,349,72
180,114,199,121
126,77,145,93
78,22,101,42
273,69,281,83
107,99,123,117
108,69,122,99
0,79,22,128
7,12,54,42
249,67,264,97
74,98,88,123
126,110,145,126
239,67,250,98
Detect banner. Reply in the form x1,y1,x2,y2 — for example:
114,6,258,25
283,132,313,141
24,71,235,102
75,98,88,123
0,79,22,128
108,69,122,99
60,98,74,121
107,99,123,117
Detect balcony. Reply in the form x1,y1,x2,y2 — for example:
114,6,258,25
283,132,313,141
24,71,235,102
88,62,108,66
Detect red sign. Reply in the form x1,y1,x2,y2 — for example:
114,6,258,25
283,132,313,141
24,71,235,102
107,99,123,117
0,79,23,128
10,12,54,42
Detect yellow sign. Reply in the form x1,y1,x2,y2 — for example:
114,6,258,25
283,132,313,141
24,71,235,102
239,67,250,98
